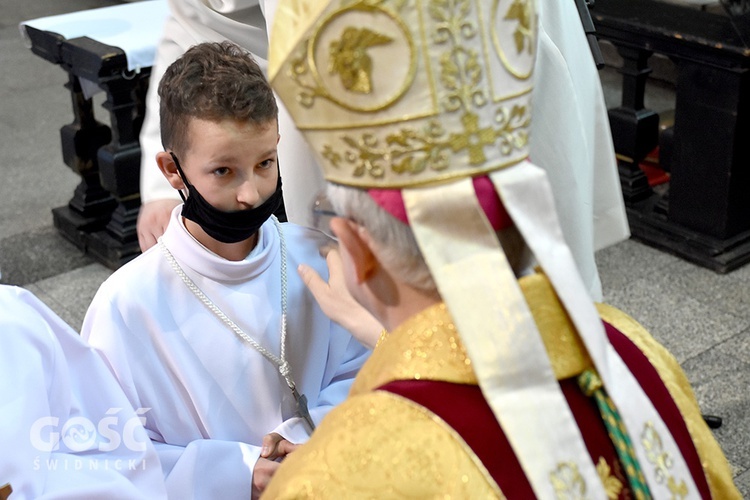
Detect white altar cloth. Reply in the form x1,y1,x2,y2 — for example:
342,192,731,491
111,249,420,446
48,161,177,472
20,0,169,73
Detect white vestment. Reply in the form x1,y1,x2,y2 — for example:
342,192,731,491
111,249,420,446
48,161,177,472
138,0,628,300
0,285,166,499
81,208,370,498
530,0,629,300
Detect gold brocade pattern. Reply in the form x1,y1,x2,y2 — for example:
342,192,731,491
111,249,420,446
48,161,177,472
550,462,587,499
596,303,742,500
349,302,476,396
518,273,593,379
262,391,503,499
597,457,624,499
352,273,593,397
641,422,689,499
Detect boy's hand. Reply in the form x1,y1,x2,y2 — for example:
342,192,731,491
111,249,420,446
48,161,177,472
298,246,383,349
137,199,181,251
260,432,298,461
252,433,297,499
252,457,280,499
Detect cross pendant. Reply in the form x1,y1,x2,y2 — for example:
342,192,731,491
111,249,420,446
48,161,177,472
292,386,315,431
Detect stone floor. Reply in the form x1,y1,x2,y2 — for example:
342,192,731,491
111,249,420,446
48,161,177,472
1,0,748,496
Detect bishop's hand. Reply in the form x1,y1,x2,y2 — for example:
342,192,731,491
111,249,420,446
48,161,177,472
298,246,384,349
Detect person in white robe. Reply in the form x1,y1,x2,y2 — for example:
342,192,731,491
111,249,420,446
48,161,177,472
530,0,629,299
0,285,167,499
83,210,368,498
136,0,629,301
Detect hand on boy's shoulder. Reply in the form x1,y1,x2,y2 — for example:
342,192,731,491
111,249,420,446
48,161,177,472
298,247,383,349
260,432,299,461
137,199,181,251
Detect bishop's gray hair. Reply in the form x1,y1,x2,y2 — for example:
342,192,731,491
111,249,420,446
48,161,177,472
325,183,438,294
326,183,530,293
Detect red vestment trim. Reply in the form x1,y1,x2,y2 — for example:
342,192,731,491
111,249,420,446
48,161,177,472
603,321,711,498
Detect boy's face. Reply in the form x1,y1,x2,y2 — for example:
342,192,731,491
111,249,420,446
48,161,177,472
179,117,280,212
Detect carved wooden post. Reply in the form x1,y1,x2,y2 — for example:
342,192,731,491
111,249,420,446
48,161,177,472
53,72,117,247
88,67,147,268
607,44,658,204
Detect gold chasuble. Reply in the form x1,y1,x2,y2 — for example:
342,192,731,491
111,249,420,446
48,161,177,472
263,274,738,499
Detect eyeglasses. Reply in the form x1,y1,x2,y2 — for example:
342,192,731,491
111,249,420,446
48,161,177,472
311,191,338,237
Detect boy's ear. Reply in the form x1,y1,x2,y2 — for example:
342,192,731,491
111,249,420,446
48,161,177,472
331,218,378,284
155,151,185,191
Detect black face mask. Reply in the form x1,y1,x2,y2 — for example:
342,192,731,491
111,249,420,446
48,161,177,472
170,152,283,244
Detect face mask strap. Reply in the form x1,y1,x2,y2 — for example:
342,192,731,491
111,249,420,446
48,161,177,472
169,151,189,203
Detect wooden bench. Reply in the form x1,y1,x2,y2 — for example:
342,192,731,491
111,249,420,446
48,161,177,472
20,1,168,269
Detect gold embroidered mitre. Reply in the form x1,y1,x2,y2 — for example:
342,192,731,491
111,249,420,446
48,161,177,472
269,0,537,188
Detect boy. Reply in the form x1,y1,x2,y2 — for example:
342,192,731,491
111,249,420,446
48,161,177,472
81,41,369,499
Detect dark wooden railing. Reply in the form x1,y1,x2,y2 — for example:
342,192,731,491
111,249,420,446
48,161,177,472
24,27,148,269
593,0,750,273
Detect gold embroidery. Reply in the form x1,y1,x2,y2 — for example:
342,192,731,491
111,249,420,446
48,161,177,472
550,462,587,499
270,0,536,188
503,0,534,54
641,422,689,499
288,0,417,112
490,0,536,81
352,274,597,396
328,27,393,93
323,0,531,180
349,303,477,396
596,457,624,499
518,273,593,379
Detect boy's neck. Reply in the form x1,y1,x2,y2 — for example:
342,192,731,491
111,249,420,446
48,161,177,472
183,218,259,261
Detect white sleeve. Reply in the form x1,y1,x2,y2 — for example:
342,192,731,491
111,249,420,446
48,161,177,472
139,15,189,204
81,281,261,499
204,0,260,14
0,286,166,499
153,440,258,498
530,0,629,301
272,324,370,444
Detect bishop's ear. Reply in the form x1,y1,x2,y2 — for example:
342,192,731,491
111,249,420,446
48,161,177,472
155,151,186,191
330,217,378,284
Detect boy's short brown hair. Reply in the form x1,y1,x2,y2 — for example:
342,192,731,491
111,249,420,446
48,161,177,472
158,41,278,155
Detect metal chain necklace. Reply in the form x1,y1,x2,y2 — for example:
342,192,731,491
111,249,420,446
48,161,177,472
159,216,315,430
